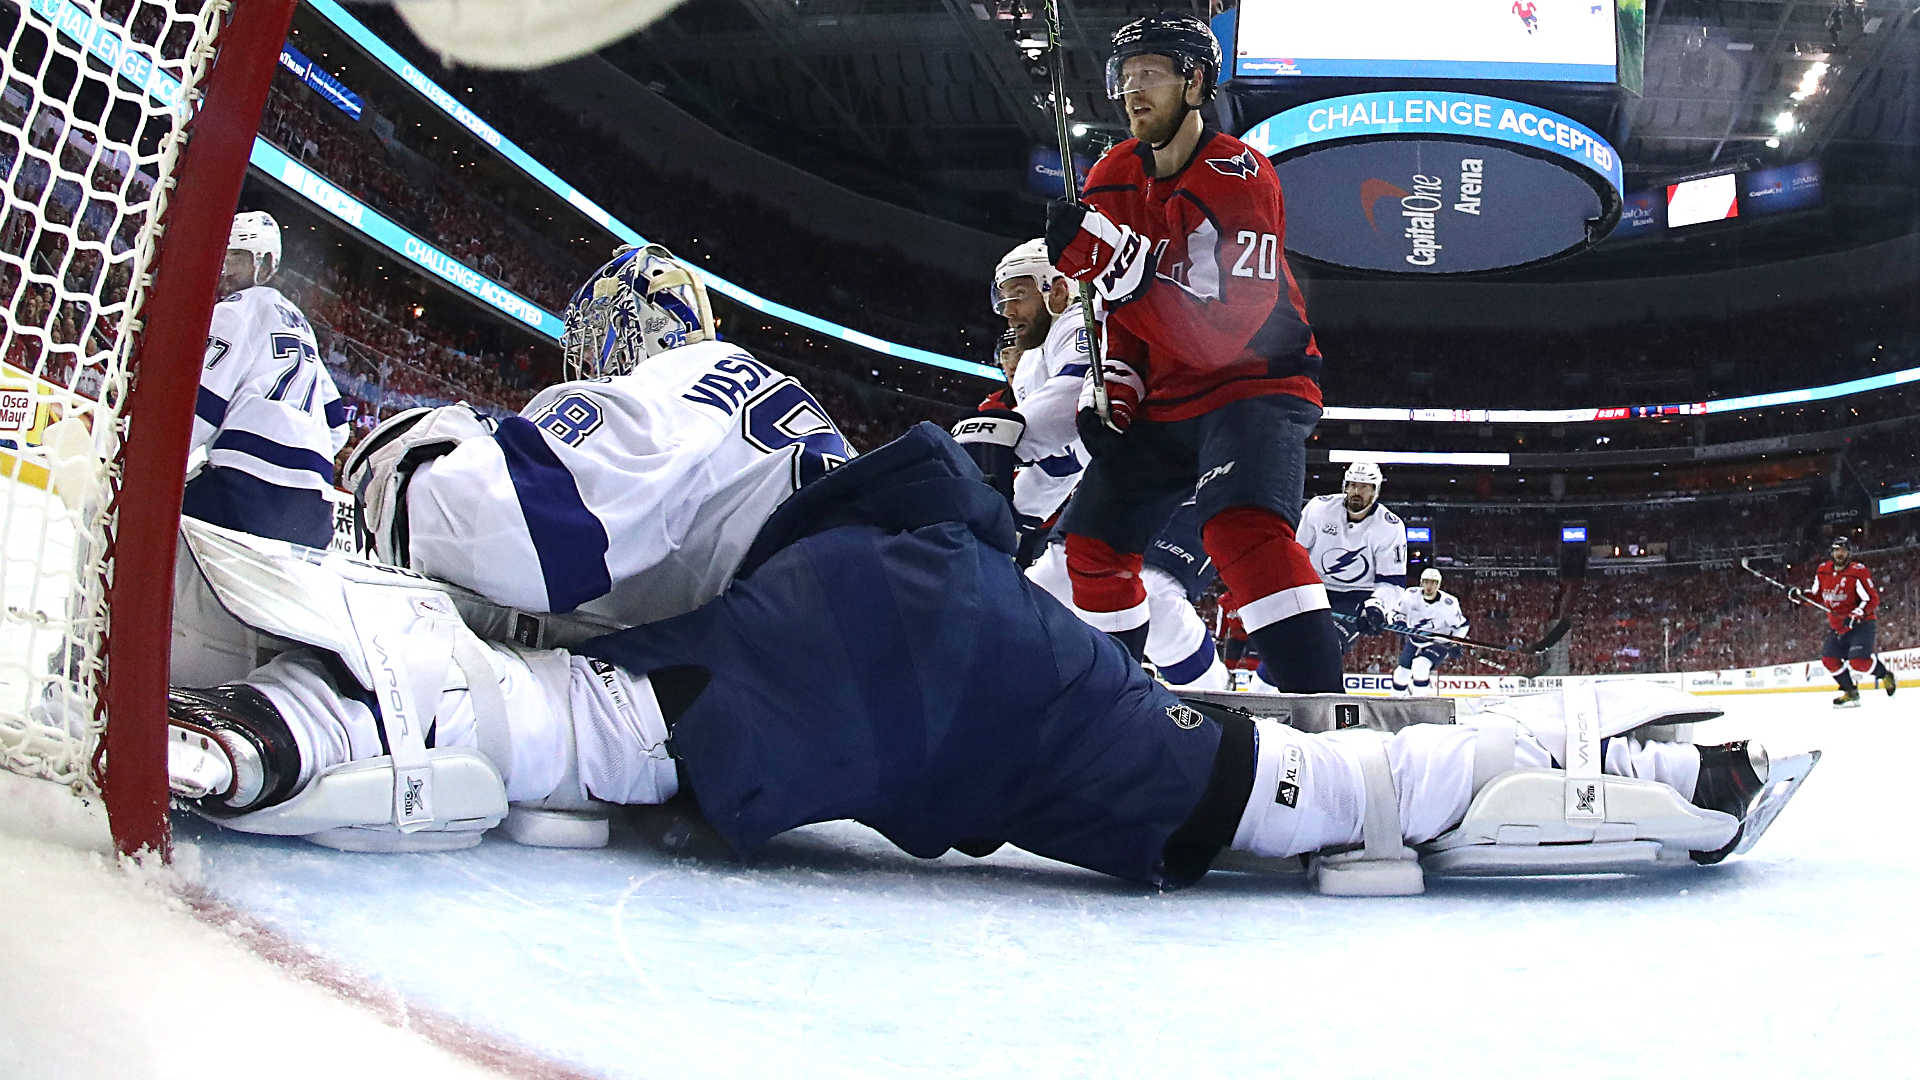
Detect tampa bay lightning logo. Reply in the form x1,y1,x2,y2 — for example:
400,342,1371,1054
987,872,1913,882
1319,547,1372,585
1205,148,1261,180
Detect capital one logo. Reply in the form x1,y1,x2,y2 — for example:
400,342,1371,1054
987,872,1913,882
1319,546,1372,585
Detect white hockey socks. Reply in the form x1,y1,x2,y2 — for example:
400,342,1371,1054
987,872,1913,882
1230,717,1366,859
566,657,679,806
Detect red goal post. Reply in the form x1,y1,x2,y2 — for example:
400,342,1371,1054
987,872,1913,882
1,0,297,860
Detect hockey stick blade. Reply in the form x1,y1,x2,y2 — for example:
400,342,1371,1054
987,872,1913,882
1526,617,1572,654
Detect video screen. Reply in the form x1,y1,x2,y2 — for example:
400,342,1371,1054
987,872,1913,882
1666,173,1739,228
1235,0,1618,83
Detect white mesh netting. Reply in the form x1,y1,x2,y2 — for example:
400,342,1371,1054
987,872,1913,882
2,0,229,796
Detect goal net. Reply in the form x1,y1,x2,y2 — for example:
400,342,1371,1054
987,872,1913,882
1,0,294,858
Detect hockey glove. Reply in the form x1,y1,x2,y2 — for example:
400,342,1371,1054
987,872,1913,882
1841,615,1858,632
1075,358,1146,457
1046,199,1155,308
1359,597,1391,635
950,409,1025,504
344,403,495,565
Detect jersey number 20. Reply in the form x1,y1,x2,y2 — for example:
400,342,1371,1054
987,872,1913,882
1231,231,1280,280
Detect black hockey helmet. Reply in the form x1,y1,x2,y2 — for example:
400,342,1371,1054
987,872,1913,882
1830,534,1853,557
1106,12,1223,103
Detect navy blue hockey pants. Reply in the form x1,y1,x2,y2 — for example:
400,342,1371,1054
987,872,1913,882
583,424,1250,887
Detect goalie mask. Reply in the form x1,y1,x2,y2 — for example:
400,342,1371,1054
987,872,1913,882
562,244,716,380
226,211,281,288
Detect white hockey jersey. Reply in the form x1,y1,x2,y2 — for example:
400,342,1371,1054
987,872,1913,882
1006,303,1092,525
1297,494,1407,602
195,285,347,493
402,339,852,626
1393,587,1469,639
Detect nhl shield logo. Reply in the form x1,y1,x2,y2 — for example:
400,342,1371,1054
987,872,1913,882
1167,703,1205,730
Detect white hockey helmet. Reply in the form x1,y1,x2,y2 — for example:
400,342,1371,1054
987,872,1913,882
227,210,281,285
991,238,1065,316
563,243,716,379
1420,567,1442,588
1343,460,1384,489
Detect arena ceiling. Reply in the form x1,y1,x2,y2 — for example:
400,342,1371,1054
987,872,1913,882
598,0,1920,274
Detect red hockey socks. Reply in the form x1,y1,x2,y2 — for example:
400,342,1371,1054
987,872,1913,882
1202,508,1342,693
1064,533,1150,657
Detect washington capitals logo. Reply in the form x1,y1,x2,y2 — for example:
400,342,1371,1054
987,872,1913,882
1205,148,1261,180
1361,178,1409,231
1321,547,1372,585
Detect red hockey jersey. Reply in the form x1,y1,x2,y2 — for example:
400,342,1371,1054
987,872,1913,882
1079,125,1323,422
1813,559,1880,631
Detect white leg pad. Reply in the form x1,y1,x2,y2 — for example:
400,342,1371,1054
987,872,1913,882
205,748,507,853
179,518,514,846
1307,732,1425,896
1420,771,1737,876
1420,684,1738,877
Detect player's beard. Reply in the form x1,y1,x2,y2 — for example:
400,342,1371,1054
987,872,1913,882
1017,310,1053,351
1128,99,1184,148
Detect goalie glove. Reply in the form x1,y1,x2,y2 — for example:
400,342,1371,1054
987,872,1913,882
1045,199,1155,308
949,409,1025,504
344,404,495,566
1075,358,1145,457
1358,597,1391,635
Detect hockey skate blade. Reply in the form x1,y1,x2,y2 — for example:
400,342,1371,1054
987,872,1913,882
1730,750,1820,858
166,727,234,800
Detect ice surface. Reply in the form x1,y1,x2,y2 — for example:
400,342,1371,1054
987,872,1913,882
0,689,1912,1079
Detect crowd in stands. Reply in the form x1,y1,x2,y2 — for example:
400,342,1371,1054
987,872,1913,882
1318,297,1918,409
1221,546,1916,681
259,78,587,313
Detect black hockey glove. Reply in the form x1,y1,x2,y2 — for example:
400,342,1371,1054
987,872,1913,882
1358,597,1391,635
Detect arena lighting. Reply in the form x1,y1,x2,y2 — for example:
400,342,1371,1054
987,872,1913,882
1326,450,1511,466
302,0,1003,381
287,2,1920,409
1880,491,1920,516
1321,364,1920,424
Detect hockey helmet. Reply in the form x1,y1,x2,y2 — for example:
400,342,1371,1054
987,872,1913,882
1343,460,1384,489
1106,12,1222,102
227,211,281,285
1830,535,1853,557
563,243,716,379
991,238,1065,316
1420,567,1443,595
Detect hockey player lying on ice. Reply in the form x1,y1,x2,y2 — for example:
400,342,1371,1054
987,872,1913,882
161,247,1818,895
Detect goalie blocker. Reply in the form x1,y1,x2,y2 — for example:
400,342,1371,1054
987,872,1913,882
164,428,1819,889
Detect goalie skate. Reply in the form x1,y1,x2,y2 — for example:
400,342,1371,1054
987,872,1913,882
1720,749,1821,862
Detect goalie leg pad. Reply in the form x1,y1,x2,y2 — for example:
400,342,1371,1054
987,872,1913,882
210,748,507,853
1421,685,1749,877
178,519,519,845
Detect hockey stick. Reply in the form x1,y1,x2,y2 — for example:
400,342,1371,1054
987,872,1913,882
1739,557,1832,611
1332,612,1565,656
1040,0,1112,428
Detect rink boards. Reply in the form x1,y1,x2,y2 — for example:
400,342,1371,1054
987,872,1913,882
1332,645,1920,698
